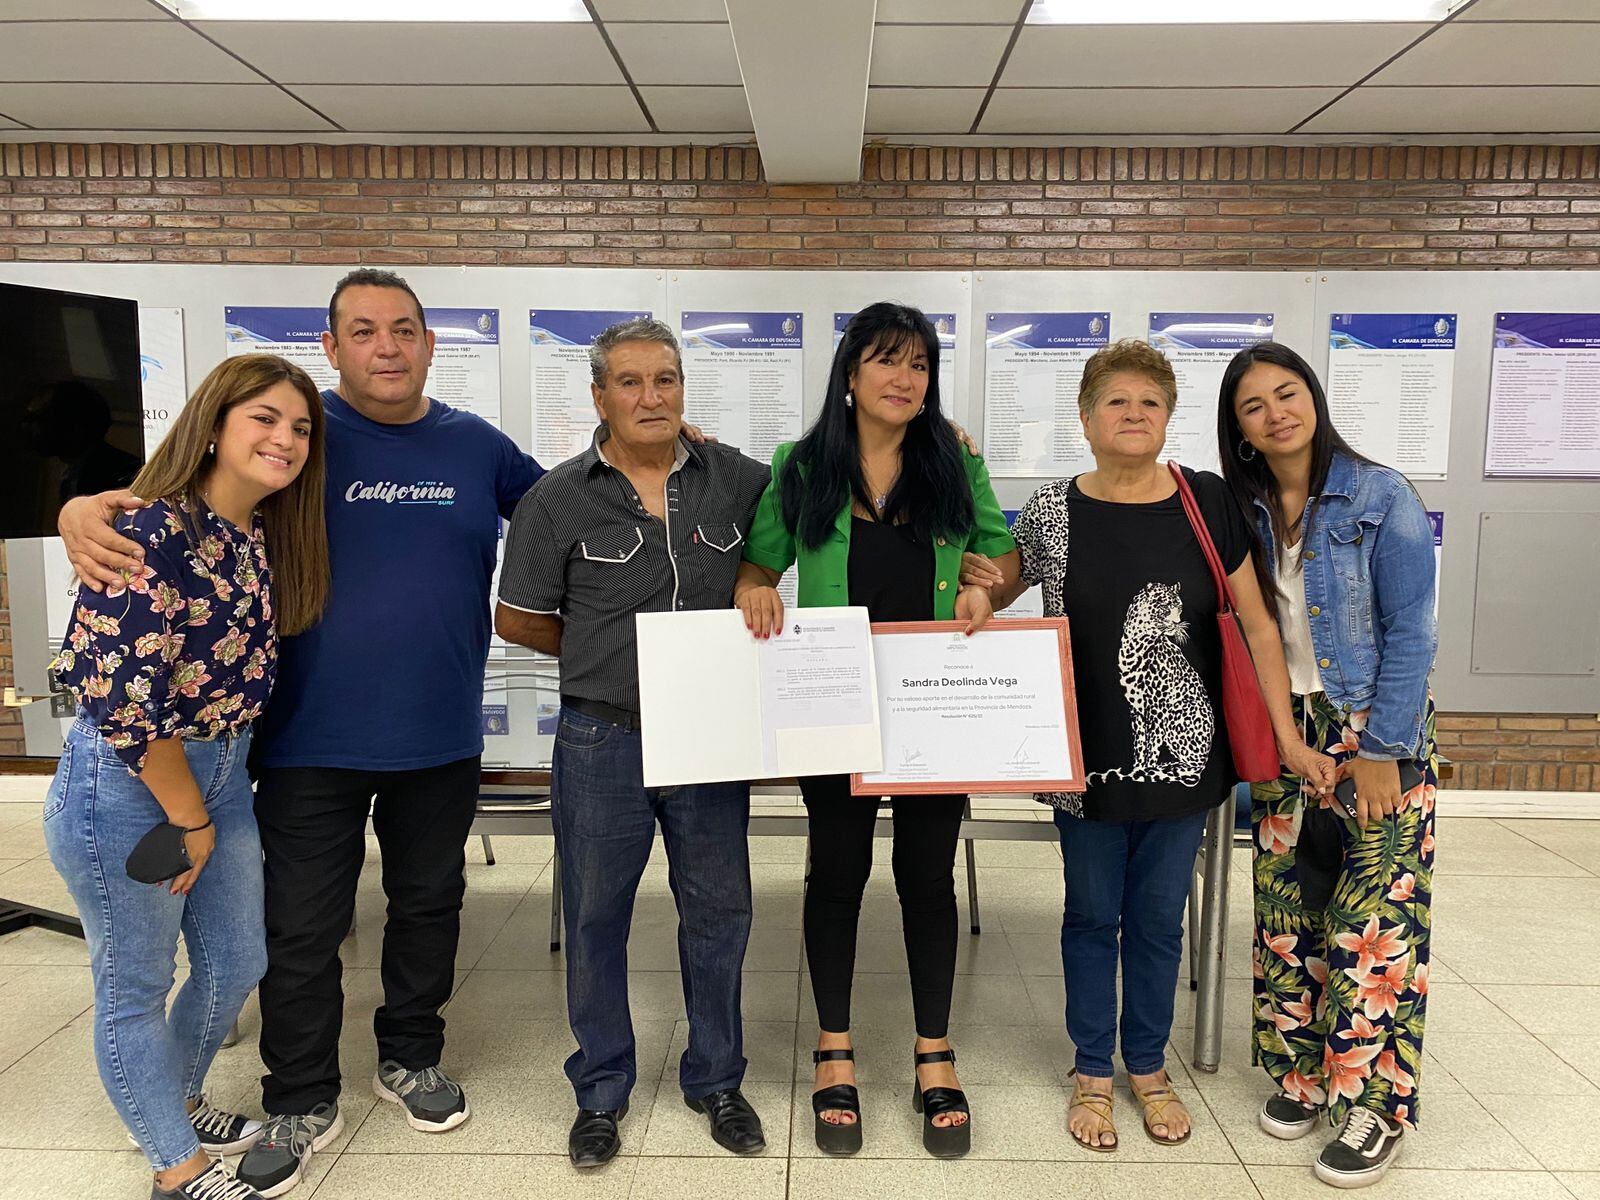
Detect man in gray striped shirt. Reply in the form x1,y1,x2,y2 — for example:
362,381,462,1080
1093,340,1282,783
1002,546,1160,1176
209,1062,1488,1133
495,318,771,1168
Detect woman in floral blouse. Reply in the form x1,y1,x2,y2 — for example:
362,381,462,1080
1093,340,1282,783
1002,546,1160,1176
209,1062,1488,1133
45,354,329,1200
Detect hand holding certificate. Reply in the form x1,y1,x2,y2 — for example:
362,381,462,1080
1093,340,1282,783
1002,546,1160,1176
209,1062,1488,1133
638,609,1085,794
854,618,1086,795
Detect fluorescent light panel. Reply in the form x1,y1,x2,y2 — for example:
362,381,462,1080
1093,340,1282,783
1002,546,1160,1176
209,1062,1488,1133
1027,0,1456,22
176,0,590,20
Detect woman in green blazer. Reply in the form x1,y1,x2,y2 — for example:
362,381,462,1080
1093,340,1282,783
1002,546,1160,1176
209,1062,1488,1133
734,302,1018,1159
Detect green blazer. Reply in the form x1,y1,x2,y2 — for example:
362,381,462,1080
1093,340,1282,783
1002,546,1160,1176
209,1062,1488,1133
742,441,1016,621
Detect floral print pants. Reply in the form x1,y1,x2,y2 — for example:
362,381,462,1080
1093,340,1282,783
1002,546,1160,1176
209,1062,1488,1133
1251,693,1437,1130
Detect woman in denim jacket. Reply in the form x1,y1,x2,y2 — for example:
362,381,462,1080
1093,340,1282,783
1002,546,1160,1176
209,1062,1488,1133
1217,342,1438,1191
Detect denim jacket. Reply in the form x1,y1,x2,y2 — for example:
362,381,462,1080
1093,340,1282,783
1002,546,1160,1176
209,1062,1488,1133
1251,452,1437,761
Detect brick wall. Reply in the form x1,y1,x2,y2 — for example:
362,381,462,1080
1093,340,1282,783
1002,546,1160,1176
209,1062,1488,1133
0,142,1598,268
2,139,1598,784
1434,716,1600,792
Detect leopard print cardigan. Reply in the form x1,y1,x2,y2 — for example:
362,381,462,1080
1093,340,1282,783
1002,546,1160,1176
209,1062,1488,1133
1009,479,1083,818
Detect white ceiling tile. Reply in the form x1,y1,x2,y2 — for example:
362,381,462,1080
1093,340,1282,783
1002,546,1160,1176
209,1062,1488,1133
293,83,648,132
865,87,985,135
1375,21,1600,84
979,86,1340,134
0,82,333,130
1300,84,1600,133
1004,23,1427,87
0,0,171,17
876,0,1023,22
639,84,752,131
0,21,258,83
870,24,1013,87
592,0,729,19
1459,0,1598,17
194,21,623,85
607,22,741,85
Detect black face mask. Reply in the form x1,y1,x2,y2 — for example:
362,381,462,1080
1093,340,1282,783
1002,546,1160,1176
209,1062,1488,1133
1295,806,1344,913
1298,759,1426,912
125,822,195,885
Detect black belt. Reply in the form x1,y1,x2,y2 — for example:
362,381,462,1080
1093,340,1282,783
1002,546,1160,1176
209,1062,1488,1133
561,694,642,732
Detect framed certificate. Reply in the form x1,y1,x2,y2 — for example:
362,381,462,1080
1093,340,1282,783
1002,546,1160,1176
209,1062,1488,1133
851,617,1086,796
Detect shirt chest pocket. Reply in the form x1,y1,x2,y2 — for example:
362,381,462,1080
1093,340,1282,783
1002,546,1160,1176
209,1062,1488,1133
574,524,658,608
695,523,743,553
1327,514,1383,583
692,522,745,592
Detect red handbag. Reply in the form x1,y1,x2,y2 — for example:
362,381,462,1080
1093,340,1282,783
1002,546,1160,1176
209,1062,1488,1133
1167,462,1281,783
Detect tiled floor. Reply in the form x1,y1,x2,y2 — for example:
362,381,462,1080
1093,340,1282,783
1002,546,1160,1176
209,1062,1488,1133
2,784,1599,1200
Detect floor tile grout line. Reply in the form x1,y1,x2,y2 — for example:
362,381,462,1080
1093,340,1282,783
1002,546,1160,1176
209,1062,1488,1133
1436,1038,1574,1175
1487,816,1600,879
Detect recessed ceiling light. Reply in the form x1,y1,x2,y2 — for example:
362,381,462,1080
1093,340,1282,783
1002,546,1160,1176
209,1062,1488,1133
1026,0,1457,22
176,0,590,20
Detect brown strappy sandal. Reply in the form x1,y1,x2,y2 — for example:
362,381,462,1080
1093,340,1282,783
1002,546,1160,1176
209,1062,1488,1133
1129,1075,1193,1145
1067,1070,1117,1153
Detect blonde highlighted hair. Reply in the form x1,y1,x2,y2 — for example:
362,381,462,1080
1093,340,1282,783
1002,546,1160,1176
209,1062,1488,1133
1077,339,1179,417
131,354,329,636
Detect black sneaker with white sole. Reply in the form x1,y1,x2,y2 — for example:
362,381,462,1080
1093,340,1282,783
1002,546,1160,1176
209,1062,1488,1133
1258,1090,1321,1140
126,1097,265,1158
1315,1107,1403,1189
190,1097,267,1156
151,1158,262,1200
234,1103,343,1199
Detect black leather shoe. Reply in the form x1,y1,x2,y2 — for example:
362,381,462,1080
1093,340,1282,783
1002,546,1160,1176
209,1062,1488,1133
684,1088,766,1155
568,1101,627,1168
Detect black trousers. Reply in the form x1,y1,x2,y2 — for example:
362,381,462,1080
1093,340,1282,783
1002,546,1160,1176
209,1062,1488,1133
253,755,481,1115
800,774,965,1039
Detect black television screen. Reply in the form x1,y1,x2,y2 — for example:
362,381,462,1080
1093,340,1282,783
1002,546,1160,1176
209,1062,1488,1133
0,281,144,540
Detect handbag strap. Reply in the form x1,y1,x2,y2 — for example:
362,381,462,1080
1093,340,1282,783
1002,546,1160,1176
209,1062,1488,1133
1166,461,1238,617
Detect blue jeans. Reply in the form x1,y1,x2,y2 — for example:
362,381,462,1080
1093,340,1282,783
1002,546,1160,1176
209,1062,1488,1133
551,706,752,1111
1056,805,1210,1078
43,717,266,1171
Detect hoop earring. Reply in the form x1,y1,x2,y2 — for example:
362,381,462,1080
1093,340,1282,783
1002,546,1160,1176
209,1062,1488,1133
1238,438,1258,462
844,391,854,408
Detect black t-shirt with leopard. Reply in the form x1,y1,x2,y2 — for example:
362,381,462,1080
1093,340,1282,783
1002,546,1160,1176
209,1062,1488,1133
1059,468,1251,823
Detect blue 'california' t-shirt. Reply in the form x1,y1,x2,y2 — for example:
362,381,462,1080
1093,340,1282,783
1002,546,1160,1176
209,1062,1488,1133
255,389,541,770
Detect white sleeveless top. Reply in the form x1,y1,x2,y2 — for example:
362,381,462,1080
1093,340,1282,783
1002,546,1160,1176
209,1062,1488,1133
1277,540,1324,696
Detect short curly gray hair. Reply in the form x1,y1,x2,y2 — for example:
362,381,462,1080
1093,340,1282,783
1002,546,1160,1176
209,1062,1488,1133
590,317,683,387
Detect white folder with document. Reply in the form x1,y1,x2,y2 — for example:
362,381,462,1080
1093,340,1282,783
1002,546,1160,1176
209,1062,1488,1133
636,607,883,787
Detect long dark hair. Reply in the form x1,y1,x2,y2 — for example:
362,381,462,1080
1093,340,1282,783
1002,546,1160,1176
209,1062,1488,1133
133,353,329,635
1216,341,1371,621
780,302,973,550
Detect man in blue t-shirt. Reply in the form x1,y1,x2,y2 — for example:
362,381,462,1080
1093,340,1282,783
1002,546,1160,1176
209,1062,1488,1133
59,270,542,1195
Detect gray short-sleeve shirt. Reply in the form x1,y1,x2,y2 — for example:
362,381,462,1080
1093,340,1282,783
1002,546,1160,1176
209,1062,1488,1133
498,427,770,713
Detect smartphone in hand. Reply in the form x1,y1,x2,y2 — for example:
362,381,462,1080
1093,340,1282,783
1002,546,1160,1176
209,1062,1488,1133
1333,759,1425,819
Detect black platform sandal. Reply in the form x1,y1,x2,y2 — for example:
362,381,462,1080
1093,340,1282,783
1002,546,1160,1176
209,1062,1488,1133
812,1048,863,1155
911,1048,971,1158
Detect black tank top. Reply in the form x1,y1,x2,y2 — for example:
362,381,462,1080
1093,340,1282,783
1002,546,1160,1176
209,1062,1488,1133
846,515,935,623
